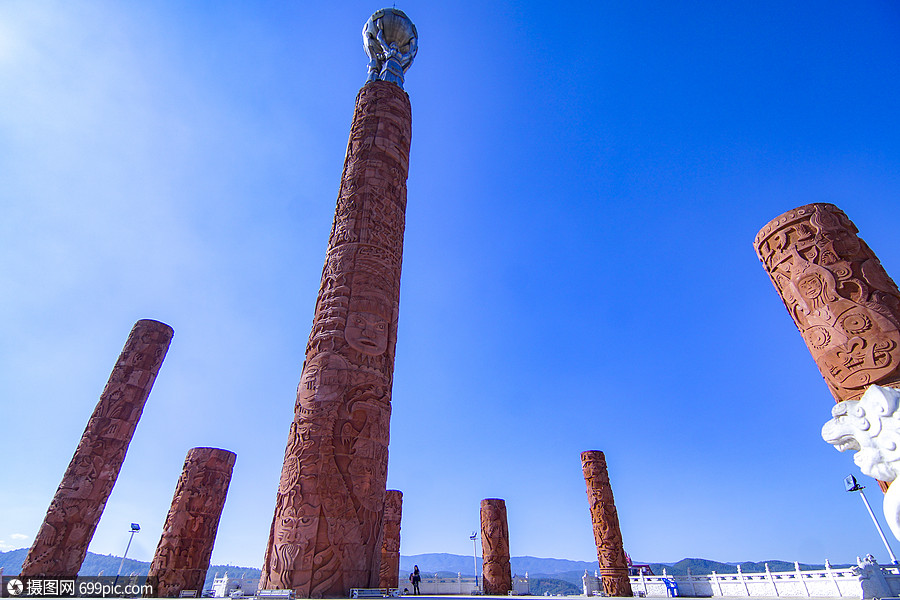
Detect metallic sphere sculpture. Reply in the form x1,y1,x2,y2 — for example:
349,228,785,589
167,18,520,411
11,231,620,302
363,8,417,88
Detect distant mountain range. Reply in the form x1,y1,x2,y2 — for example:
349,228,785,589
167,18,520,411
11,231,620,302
0,548,855,593
399,552,598,577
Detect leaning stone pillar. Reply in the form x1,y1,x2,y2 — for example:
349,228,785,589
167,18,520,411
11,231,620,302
480,498,511,595
754,203,900,402
379,490,403,589
260,9,417,598
20,319,173,577
755,204,900,490
581,451,632,597
148,447,236,597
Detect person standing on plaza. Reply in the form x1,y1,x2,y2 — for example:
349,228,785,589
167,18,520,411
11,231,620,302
409,565,421,595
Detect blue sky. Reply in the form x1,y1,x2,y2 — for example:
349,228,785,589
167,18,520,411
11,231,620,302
2,1,900,570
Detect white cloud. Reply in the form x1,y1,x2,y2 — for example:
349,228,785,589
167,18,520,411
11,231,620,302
0,534,30,550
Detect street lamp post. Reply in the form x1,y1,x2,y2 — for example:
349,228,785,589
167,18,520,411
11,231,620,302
470,531,480,592
114,523,141,586
845,475,899,565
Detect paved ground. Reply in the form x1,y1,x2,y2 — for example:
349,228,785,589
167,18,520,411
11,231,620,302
386,596,864,600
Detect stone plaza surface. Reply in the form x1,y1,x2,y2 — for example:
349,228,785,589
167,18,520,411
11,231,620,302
0,587,880,600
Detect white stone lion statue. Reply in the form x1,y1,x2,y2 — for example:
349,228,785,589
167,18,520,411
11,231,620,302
822,384,900,541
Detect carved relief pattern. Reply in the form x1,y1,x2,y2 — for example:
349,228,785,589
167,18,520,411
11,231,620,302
20,319,174,577
755,203,900,403
378,490,403,589
581,451,632,598
261,80,411,598
148,448,236,597
480,499,512,596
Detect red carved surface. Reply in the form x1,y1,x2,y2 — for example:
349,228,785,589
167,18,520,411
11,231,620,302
378,490,403,589
755,203,900,403
20,319,174,577
148,447,236,597
261,80,411,598
581,451,632,598
480,499,511,596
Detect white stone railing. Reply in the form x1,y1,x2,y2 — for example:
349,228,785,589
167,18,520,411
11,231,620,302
583,558,900,599
415,573,530,595
416,574,478,595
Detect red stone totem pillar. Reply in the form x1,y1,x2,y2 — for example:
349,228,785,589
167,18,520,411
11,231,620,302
755,203,900,402
581,451,632,597
148,447,236,597
20,319,174,576
378,490,403,589
480,499,511,595
755,203,900,491
260,10,416,597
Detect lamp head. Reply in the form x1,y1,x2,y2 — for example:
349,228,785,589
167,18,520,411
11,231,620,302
845,474,864,492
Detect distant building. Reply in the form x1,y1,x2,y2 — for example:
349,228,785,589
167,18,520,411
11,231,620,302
211,573,260,598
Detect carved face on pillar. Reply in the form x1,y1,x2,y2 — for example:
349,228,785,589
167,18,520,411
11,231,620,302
275,505,317,547
345,312,388,355
345,292,393,356
797,273,825,303
786,247,900,391
268,501,318,581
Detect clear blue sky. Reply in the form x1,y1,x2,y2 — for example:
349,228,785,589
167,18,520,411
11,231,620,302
2,1,900,570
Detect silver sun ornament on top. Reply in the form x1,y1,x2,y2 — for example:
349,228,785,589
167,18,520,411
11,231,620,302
363,8,417,89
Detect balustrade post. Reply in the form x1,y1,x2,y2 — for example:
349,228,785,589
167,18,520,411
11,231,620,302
713,571,723,597
736,565,748,597
794,562,810,597
764,563,779,596
825,560,842,596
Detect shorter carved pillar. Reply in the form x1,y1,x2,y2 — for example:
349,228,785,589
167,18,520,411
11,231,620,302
480,498,511,595
148,447,237,597
379,490,403,589
21,319,173,577
581,451,632,597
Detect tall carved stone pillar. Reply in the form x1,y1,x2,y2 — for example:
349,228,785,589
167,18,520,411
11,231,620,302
20,319,174,576
581,451,632,597
755,204,900,491
148,447,236,597
480,499,511,595
378,490,403,589
260,9,417,598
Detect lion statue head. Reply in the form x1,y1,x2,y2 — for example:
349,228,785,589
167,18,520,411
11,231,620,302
822,384,900,483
